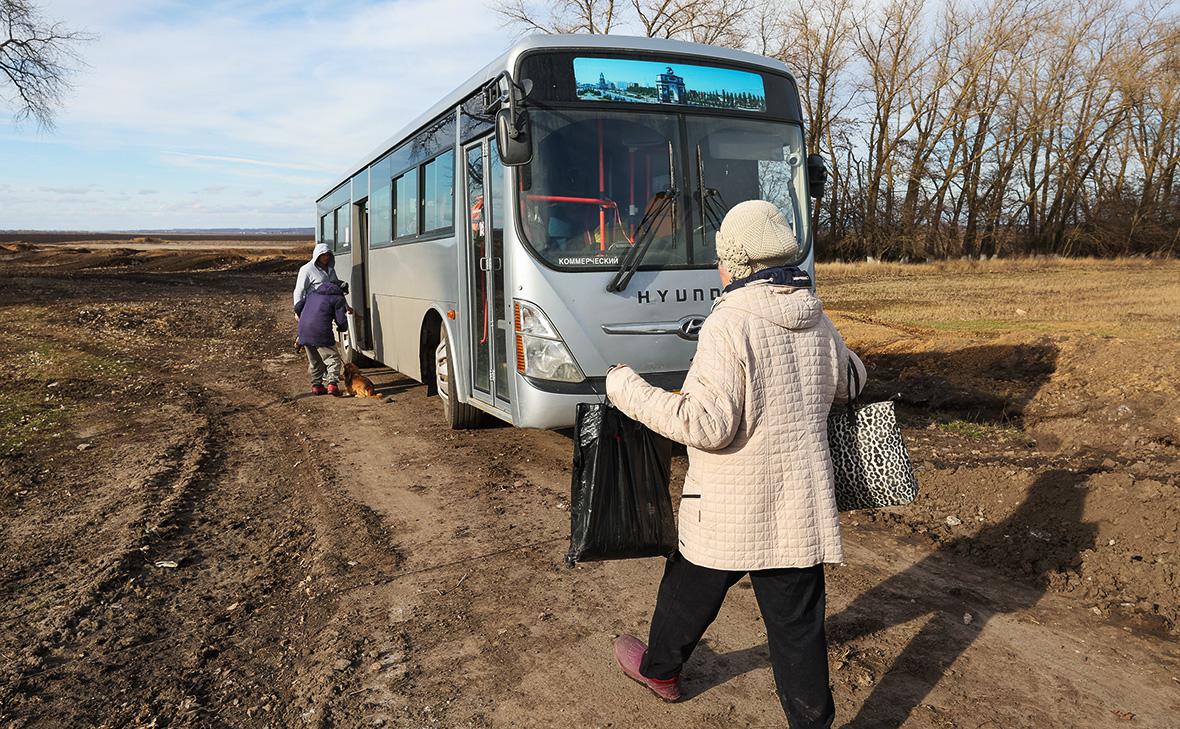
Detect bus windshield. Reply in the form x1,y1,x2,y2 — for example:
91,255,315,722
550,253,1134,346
516,108,810,272
688,117,810,263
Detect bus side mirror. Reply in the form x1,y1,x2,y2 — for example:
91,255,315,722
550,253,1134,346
496,108,532,166
806,154,827,199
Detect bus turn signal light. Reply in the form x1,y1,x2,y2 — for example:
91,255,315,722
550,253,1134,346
514,303,526,373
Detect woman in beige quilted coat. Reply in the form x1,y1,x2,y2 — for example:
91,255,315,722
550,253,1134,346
607,200,865,728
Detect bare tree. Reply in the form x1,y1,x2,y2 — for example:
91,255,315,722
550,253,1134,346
632,0,755,45
771,0,858,242
486,0,1180,258
0,0,92,128
494,0,753,41
493,0,620,34
853,0,939,255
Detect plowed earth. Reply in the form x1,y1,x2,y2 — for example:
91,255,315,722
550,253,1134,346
1,244,1177,728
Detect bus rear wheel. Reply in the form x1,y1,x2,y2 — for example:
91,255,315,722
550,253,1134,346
436,323,483,429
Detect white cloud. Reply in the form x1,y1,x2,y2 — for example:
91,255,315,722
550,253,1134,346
39,186,94,195
162,152,333,173
53,0,509,166
3,0,511,228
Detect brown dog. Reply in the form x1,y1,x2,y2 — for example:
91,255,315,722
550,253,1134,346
342,362,380,399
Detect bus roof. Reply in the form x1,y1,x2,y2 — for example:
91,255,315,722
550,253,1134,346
317,34,796,202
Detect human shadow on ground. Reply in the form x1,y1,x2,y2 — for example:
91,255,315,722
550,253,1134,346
678,341,1098,724
685,640,770,696
684,468,1097,725
828,466,1098,727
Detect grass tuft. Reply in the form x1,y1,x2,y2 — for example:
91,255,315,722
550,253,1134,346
935,419,1025,441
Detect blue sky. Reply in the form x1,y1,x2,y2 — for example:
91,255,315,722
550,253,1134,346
0,0,512,230
573,57,765,97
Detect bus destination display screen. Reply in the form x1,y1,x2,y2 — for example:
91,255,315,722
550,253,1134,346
572,57,766,112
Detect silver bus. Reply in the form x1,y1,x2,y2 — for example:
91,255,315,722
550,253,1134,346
316,34,825,429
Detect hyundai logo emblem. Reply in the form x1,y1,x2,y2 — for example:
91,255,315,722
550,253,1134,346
677,315,706,340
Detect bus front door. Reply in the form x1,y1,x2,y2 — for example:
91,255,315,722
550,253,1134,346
350,197,372,351
464,138,511,411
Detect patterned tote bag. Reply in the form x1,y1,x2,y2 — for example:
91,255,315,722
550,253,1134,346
827,361,919,511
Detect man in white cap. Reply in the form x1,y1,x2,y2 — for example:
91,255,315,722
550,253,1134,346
605,200,865,727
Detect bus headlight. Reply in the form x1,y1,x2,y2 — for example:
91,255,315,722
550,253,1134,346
514,300,585,383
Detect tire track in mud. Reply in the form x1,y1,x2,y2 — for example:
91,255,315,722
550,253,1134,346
109,377,413,729
0,390,222,722
62,410,219,627
273,408,410,729
1,380,413,728
1,388,216,683
1,279,411,728
280,388,594,728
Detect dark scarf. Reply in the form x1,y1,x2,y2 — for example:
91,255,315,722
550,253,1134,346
722,265,812,294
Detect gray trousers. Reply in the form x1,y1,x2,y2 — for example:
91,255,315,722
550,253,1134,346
304,345,341,387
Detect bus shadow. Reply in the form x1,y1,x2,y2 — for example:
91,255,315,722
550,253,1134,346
356,365,425,398
371,379,420,398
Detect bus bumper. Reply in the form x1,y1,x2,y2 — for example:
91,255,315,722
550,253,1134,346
510,370,688,430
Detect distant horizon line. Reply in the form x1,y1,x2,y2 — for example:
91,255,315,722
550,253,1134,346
1,227,315,235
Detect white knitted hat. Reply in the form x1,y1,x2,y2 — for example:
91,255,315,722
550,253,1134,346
715,200,801,279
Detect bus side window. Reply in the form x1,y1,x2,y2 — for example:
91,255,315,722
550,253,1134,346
320,213,333,248
336,203,351,253
394,169,419,239
422,150,455,233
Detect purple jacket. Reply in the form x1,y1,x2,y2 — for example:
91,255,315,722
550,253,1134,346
295,281,348,347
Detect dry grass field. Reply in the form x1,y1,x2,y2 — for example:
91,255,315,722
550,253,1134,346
820,258,1180,340
820,258,1180,632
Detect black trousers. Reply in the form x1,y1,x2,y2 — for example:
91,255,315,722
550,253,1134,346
639,553,835,729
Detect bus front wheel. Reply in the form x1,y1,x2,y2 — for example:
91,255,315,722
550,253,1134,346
436,323,483,429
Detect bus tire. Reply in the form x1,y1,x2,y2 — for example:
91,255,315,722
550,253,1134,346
436,323,483,429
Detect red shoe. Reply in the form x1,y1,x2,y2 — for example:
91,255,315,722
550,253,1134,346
311,385,327,396
613,635,681,702
326,383,341,396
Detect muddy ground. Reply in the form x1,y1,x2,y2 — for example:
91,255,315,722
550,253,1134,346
0,244,1177,728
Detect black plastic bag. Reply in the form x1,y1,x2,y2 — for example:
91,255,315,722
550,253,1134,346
567,401,677,565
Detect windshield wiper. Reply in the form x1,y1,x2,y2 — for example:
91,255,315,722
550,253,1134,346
606,189,677,293
699,186,729,233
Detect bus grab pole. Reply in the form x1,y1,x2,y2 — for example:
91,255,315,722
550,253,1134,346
598,120,606,252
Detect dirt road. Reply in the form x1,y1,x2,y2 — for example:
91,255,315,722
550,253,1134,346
1,246,1177,728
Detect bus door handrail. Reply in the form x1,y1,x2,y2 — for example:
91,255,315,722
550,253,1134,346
524,194,618,208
